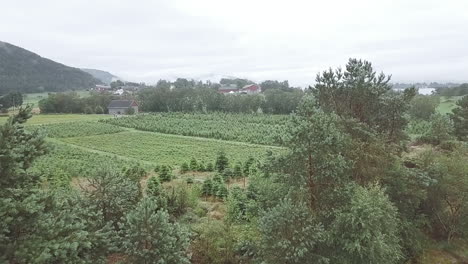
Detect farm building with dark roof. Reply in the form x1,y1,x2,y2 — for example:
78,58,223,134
107,100,138,115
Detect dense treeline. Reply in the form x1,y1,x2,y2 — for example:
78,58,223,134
138,80,304,114
220,78,254,89
436,83,468,96
0,91,23,112
0,41,100,94
217,59,468,263
451,95,468,141
38,92,116,114
392,82,460,89
405,93,468,147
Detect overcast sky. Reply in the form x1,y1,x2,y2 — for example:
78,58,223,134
1,0,467,87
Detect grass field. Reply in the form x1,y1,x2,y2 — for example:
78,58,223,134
30,141,141,183
436,96,463,114
22,90,91,108
34,121,124,138
3,113,283,176
0,114,110,125
22,92,48,107
61,130,283,166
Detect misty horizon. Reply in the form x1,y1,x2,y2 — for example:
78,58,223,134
1,0,467,87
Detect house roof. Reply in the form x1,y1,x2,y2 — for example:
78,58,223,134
218,85,239,93
241,84,260,91
219,85,238,91
96,85,111,89
108,100,137,108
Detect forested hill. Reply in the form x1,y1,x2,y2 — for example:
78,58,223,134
81,68,118,84
0,41,101,94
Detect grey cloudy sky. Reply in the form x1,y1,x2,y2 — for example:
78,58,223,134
1,0,467,86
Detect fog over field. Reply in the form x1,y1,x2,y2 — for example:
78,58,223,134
1,0,467,86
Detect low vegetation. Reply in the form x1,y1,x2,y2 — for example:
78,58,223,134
0,113,110,125
29,142,140,187
101,112,289,145
61,130,282,165
38,91,114,114
33,121,124,138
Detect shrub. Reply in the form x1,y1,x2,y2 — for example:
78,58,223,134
189,158,198,171
417,114,454,145
154,165,161,172
198,162,206,172
180,162,189,174
408,95,439,120
119,198,190,264
125,107,135,115
439,140,459,151
206,162,214,172
123,165,146,183
95,105,104,114
233,163,243,179
202,179,213,196
84,106,94,114
159,165,172,182
186,177,194,184
215,151,229,172
166,184,198,217
147,176,162,197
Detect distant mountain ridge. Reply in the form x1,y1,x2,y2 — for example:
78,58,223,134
0,41,101,94
81,68,119,84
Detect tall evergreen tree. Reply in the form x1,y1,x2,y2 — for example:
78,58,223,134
215,151,229,172
159,165,172,182
284,95,351,209
120,198,190,264
311,58,415,143
0,107,114,263
147,176,162,197
258,199,327,264
0,105,47,188
83,167,140,227
327,184,402,264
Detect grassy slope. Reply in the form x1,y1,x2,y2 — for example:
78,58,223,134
436,96,463,115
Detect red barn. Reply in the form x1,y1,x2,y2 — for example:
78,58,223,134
240,84,261,94
218,85,239,94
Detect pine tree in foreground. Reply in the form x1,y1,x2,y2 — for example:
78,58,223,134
120,198,190,264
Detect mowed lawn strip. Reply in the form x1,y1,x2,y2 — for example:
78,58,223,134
60,130,284,166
